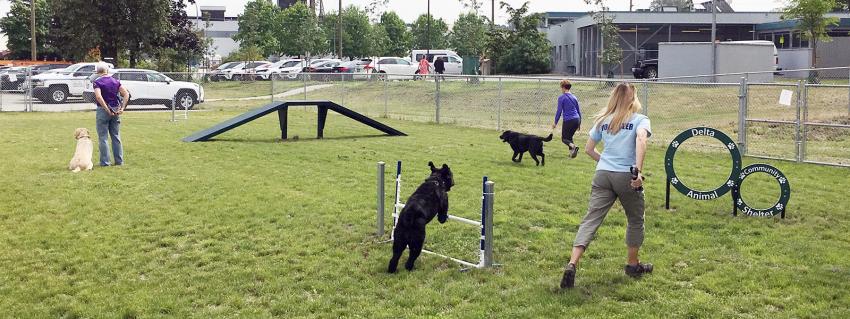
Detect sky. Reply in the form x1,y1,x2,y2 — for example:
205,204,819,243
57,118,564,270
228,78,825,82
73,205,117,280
180,0,786,25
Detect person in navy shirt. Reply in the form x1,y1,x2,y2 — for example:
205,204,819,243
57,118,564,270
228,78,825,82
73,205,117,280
551,79,582,158
92,62,130,166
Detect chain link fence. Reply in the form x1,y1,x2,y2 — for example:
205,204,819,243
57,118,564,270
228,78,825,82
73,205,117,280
2,66,848,166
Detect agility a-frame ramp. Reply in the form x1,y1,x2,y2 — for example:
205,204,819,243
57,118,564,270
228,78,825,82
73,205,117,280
376,161,497,270
183,100,405,142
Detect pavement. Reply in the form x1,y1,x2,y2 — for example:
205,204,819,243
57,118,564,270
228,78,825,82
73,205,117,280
0,84,336,112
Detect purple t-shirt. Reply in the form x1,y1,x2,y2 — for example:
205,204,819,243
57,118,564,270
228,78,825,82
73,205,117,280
554,92,582,124
93,76,122,112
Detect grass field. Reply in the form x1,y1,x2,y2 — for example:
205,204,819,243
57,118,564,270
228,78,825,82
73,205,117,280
1,109,849,318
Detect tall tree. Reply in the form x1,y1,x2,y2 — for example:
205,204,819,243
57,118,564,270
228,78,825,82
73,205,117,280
450,12,489,57
279,2,326,58
410,14,449,50
124,0,172,67
596,11,623,77
782,0,839,72
833,0,850,10
496,1,551,74
459,0,485,14
153,0,207,71
649,0,695,12
321,6,374,59
233,0,280,57
0,0,53,59
377,11,411,57
365,0,390,21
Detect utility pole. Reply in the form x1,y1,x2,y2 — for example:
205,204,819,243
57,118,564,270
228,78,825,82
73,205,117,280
427,0,431,56
629,0,633,12
30,0,36,61
337,0,342,58
491,0,495,28
711,0,717,81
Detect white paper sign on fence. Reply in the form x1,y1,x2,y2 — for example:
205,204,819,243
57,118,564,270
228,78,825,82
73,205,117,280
779,89,793,106
8,74,16,82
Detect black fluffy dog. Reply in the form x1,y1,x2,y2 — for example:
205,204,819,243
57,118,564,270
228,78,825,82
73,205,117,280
387,162,454,273
499,130,553,166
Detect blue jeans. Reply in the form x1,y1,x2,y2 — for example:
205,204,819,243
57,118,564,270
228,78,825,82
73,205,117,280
96,107,123,166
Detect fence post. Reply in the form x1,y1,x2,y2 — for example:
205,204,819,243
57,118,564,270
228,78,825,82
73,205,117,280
795,80,803,162
642,80,649,116
847,67,849,115
801,81,809,162
481,178,495,268
271,72,275,103
383,78,388,118
536,79,542,128
303,74,308,100
497,77,503,131
377,161,385,237
26,67,33,112
171,93,177,122
435,76,441,124
737,77,748,155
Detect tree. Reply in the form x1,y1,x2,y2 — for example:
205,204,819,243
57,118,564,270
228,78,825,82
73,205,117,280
321,6,374,59
495,2,551,74
152,0,207,71
596,11,623,77
782,0,839,73
377,11,411,57
649,0,695,12
233,0,280,57
410,14,449,50
279,2,326,58
833,0,850,10
124,0,172,67
450,12,489,57
459,0,485,14
0,0,54,59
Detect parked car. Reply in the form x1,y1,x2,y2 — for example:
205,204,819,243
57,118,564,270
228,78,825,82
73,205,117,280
303,60,341,74
368,57,418,79
411,49,461,63
228,61,271,81
334,60,374,80
31,63,72,75
208,61,241,81
31,62,113,103
1,67,29,91
256,59,302,80
83,69,204,110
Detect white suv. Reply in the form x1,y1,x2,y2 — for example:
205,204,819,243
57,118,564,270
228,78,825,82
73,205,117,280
31,62,114,103
83,69,204,110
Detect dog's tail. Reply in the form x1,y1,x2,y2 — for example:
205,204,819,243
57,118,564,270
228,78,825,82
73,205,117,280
541,133,553,142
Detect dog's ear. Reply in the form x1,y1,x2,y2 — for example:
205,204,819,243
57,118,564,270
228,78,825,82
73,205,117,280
74,128,82,139
428,161,437,172
441,163,449,171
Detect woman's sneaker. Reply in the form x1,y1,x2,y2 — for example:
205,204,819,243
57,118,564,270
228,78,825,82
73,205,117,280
624,262,653,278
570,146,580,159
560,263,576,289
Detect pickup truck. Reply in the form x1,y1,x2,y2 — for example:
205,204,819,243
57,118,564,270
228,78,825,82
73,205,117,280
631,59,658,79
31,62,114,103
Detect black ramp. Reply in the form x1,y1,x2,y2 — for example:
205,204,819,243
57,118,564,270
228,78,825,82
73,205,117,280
183,100,405,142
182,102,286,142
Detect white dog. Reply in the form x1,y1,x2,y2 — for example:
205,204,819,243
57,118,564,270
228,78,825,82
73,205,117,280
69,128,94,172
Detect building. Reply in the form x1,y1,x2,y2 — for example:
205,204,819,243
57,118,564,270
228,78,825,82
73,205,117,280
545,10,850,77
190,6,240,64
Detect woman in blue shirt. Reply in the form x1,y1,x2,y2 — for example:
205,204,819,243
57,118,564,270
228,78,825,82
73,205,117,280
551,79,582,158
560,82,653,289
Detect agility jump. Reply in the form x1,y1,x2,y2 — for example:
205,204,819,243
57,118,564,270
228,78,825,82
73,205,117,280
376,161,496,269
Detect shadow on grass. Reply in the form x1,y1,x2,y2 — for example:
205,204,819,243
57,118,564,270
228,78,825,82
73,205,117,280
208,134,399,143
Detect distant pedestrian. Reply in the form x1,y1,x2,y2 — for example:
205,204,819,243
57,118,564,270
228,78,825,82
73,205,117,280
559,82,653,289
434,57,446,80
92,62,130,166
417,57,430,79
552,79,582,158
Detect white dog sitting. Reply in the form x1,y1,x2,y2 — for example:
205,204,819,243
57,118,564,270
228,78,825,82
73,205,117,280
69,128,94,172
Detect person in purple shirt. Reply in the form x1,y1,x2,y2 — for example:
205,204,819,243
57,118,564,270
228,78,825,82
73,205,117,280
551,79,582,158
92,62,130,166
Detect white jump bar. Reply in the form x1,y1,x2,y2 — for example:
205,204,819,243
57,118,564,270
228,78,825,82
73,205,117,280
393,204,482,226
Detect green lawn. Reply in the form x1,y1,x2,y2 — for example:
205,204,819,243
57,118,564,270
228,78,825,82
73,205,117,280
3,109,848,318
